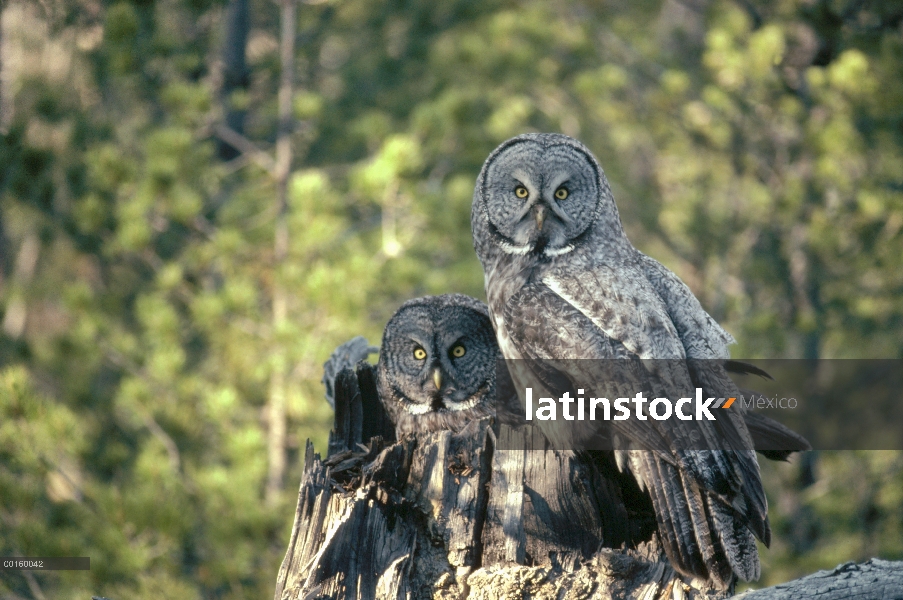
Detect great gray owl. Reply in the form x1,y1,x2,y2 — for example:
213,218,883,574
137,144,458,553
471,133,770,589
375,294,497,438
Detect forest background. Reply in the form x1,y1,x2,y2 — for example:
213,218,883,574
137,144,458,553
1,0,902,598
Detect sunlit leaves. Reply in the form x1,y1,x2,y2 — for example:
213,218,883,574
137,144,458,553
105,3,140,45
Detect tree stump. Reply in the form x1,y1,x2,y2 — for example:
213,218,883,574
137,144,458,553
273,363,903,600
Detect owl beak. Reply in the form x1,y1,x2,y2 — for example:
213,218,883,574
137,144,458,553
432,368,443,391
534,205,546,230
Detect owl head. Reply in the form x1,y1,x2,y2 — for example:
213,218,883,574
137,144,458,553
376,294,498,436
472,133,627,258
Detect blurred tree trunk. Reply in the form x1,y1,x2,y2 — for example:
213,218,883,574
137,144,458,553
217,0,250,161
265,0,296,506
0,208,10,291
0,10,11,287
2,233,39,339
211,0,299,507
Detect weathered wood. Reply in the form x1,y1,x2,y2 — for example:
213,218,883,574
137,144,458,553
277,366,704,599
403,419,491,573
275,364,477,599
357,362,396,445
465,550,688,600
735,558,903,600
328,363,394,458
482,428,526,566
275,366,903,599
480,427,659,571
273,442,419,600
483,428,607,567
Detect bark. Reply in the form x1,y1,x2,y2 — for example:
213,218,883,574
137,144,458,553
735,559,903,600
274,364,903,600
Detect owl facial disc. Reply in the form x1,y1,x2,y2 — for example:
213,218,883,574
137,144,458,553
480,138,601,256
376,294,497,436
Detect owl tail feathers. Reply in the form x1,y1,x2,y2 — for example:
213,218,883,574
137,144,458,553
709,498,761,583
635,453,761,590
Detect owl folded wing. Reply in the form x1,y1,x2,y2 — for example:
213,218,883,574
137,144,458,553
501,277,767,587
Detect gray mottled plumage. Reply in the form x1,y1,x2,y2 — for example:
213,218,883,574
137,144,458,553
376,294,497,438
471,133,769,589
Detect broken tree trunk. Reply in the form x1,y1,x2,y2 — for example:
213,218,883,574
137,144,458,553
273,364,903,600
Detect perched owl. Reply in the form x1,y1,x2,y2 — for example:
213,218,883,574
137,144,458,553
471,133,770,589
376,294,497,438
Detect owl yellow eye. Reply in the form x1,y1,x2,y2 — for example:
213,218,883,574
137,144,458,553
413,347,427,360
451,345,466,358
515,186,529,199
554,187,569,200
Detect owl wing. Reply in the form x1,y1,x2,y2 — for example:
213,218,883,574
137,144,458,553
500,272,766,587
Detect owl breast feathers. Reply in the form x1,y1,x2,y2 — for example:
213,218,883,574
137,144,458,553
471,133,769,589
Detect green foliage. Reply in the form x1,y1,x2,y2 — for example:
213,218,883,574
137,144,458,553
1,0,901,597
